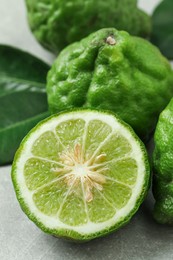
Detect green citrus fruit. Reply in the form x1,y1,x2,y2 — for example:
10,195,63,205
12,109,150,241
25,0,151,53
153,98,173,224
47,28,173,140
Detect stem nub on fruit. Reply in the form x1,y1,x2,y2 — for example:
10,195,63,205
106,36,116,45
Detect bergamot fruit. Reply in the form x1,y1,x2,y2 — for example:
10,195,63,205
11,109,150,241
47,28,173,140
153,99,173,224
25,0,151,53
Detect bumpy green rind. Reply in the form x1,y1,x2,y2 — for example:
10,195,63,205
25,0,151,53
11,109,150,242
47,28,173,140
153,99,173,224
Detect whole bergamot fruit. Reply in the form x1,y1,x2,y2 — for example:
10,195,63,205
12,109,150,241
153,98,173,224
25,0,151,53
47,28,173,140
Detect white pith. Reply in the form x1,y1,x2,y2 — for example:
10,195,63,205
15,111,146,235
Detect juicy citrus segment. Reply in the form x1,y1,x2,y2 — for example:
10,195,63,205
31,131,63,161
33,178,68,216
101,180,132,209
56,119,85,148
103,158,138,186
87,188,116,223
24,158,65,191
58,182,88,226
84,119,112,159
99,133,132,161
12,110,150,241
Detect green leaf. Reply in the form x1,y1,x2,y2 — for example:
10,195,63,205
151,0,173,60
0,45,50,165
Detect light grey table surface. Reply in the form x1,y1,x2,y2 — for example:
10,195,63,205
1,0,173,260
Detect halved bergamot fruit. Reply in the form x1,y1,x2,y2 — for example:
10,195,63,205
12,110,150,241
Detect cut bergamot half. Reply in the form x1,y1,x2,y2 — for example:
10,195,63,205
11,109,150,241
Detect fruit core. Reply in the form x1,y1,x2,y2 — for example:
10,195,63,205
56,143,107,202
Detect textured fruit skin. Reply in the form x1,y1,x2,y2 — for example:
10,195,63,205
25,0,151,53
47,28,173,140
153,99,173,224
11,109,151,242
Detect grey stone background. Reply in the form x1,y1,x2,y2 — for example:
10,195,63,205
1,0,173,260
